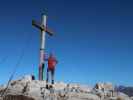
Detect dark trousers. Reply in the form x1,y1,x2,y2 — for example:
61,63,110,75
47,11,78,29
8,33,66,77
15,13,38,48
46,68,55,84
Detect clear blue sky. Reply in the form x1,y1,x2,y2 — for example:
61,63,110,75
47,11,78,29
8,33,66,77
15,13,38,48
0,0,133,86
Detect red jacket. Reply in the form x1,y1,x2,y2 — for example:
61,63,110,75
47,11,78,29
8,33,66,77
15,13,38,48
48,56,57,70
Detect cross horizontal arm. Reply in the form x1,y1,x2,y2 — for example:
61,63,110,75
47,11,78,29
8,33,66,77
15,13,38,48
32,20,54,36
45,27,54,36
32,20,43,30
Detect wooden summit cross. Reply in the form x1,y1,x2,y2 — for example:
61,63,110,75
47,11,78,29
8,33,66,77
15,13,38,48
32,13,54,80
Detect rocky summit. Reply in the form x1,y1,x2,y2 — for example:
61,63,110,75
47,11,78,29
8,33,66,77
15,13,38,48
0,75,132,100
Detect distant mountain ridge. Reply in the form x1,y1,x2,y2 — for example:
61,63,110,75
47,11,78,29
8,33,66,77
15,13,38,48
116,85,133,97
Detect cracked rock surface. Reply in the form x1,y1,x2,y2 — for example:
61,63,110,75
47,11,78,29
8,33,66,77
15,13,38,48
0,75,132,100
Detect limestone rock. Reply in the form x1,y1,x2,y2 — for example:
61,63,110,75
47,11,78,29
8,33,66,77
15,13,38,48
95,82,114,91
0,75,132,100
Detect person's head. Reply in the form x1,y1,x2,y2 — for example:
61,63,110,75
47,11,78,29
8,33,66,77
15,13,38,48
49,52,54,58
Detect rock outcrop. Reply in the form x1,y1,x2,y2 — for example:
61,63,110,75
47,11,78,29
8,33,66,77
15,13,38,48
0,75,132,100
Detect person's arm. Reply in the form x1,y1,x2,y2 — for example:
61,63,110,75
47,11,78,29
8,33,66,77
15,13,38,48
53,57,58,64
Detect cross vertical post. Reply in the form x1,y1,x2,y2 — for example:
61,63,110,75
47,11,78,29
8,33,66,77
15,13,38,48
39,14,46,80
32,12,54,80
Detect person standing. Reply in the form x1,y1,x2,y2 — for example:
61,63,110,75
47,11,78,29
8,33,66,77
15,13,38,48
46,53,58,85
